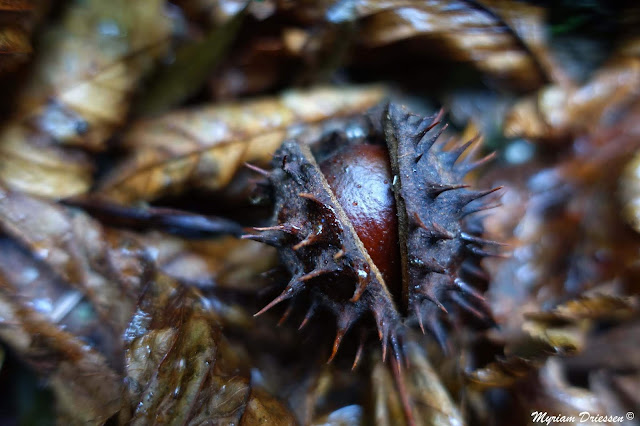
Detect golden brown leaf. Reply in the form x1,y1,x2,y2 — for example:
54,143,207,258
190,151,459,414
0,0,40,74
353,0,550,90
0,0,172,198
504,38,640,141
468,295,639,390
98,85,386,203
372,342,464,426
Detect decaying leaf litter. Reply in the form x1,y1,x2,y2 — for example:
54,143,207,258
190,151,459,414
0,1,639,425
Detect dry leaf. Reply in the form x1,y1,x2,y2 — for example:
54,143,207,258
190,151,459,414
0,0,172,198
98,85,386,203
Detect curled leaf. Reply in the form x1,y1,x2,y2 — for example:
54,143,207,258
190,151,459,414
504,37,640,141
0,243,123,425
468,295,639,390
121,271,296,425
0,0,172,198
0,0,40,74
353,0,550,90
0,184,149,336
99,85,386,203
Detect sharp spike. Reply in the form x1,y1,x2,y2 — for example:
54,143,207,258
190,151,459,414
382,337,388,362
253,224,301,235
298,304,316,330
453,278,485,302
412,212,454,239
462,151,497,174
254,281,301,317
352,335,366,370
254,291,291,317
299,269,329,281
461,262,489,281
391,333,403,366
244,162,270,177
443,134,480,167
328,312,355,363
412,211,429,230
460,232,507,246
350,268,369,302
424,293,448,314
413,113,442,142
449,292,488,321
430,221,455,240
461,202,502,218
328,329,346,363
241,233,280,246
333,247,346,260
418,122,448,153
460,186,503,206
414,303,426,334
466,245,510,258
426,183,469,198
428,319,450,354
293,233,319,251
390,347,417,426
372,308,385,341
298,192,324,205
278,303,294,326
411,256,446,274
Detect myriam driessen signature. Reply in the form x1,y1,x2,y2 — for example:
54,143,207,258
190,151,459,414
531,411,634,425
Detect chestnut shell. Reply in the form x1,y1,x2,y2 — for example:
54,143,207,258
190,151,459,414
246,103,501,362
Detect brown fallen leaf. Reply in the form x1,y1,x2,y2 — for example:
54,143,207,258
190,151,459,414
0,184,150,337
468,295,639,390
98,85,386,203
0,242,124,425
0,0,172,198
371,341,464,426
0,0,40,74
120,270,296,425
143,232,278,292
352,0,551,90
504,34,640,141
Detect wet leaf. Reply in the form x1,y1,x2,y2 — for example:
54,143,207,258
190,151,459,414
353,0,551,90
121,271,295,425
0,0,40,74
0,0,172,198
98,85,386,203
504,37,640,141
372,342,464,426
0,184,149,337
144,233,277,291
0,267,123,425
468,295,639,390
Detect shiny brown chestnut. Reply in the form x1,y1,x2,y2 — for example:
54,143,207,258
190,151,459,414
244,103,502,366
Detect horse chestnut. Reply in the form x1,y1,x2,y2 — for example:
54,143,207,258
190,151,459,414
245,103,501,365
